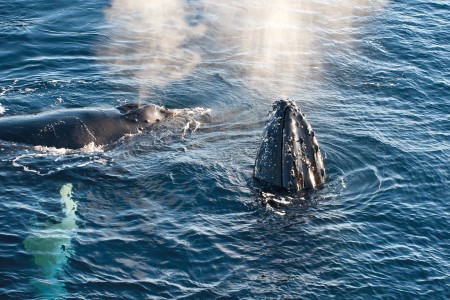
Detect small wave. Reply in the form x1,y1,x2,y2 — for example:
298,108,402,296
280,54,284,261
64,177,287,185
1,84,15,98
11,144,107,176
48,79,71,86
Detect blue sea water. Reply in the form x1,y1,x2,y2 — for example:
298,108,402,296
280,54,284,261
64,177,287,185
0,0,449,299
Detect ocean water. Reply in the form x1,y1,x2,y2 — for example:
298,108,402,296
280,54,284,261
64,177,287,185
0,0,449,299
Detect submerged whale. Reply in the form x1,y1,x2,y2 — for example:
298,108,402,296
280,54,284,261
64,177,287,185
254,100,326,191
0,103,173,149
24,183,77,297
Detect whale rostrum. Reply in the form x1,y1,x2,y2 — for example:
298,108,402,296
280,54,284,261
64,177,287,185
254,100,326,191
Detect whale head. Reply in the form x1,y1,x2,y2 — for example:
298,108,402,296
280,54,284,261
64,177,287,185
137,105,174,124
124,104,174,126
254,99,326,191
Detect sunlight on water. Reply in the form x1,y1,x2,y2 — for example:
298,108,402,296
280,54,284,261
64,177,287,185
1,0,449,298
203,0,388,96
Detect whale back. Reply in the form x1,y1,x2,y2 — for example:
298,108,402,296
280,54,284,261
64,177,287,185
0,103,177,149
0,108,129,149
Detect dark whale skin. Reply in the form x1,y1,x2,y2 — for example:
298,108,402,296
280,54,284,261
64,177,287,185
254,100,326,191
0,104,171,149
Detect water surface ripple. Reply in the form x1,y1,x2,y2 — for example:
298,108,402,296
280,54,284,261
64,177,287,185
0,0,449,299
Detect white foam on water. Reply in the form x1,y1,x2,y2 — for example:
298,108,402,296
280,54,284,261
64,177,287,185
33,142,105,155
171,107,212,137
11,144,106,175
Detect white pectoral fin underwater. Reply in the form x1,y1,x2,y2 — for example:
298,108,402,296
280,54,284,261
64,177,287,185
23,183,78,297
254,100,326,192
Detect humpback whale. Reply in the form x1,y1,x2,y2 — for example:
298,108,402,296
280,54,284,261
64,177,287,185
254,100,326,191
0,99,324,191
0,103,173,149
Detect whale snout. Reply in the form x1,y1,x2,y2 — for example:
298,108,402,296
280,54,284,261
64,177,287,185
142,107,174,123
130,104,174,125
254,100,326,191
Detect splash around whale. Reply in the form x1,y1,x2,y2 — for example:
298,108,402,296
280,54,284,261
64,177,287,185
0,103,173,149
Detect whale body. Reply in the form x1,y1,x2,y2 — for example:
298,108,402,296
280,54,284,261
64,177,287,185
254,100,326,191
24,183,77,297
0,103,173,149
